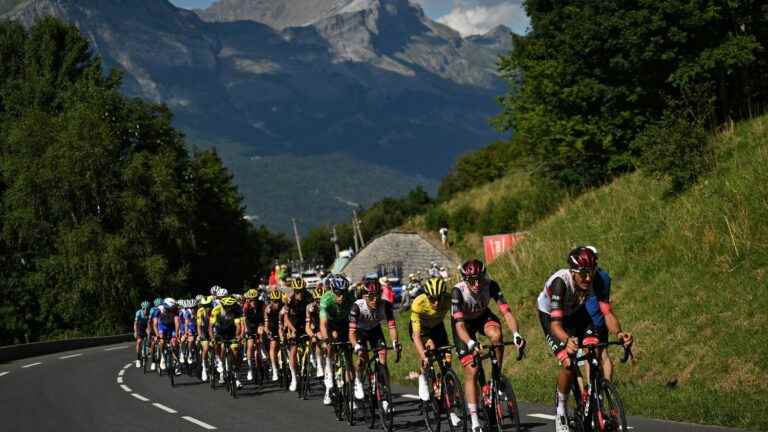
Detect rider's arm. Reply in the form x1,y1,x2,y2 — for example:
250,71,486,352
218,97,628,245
349,303,360,347
305,305,314,337
410,299,428,362
174,315,180,337
133,313,139,336
548,278,574,349
384,300,397,345
451,287,472,345
489,281,520,334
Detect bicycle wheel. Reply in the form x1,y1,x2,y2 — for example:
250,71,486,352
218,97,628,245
300,346,313,399
569,380,587,432
595,381,626,432
366,367,377,429
167,348,175,387
142,340,150,374
492,377,521,432
375,364,394,432
443,369,467,432
156,344,163,377
228,351,239,399
423,367,442,432
280,346,290,391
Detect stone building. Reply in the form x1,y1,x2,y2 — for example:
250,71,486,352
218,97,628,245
341,231,459,283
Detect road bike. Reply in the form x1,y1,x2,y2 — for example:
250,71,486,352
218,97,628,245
222,340,240,399
140,334,151,374
421,345,467,432
360,345,401,432
568,341,632,432
328,341,354,423
472,342,525,432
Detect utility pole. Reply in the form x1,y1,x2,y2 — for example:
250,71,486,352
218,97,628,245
352,219,360,252
331,225,340,257
353,209,366,248
292,218,304,262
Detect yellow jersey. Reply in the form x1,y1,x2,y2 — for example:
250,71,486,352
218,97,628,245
410,293,451,334
210,304,242,327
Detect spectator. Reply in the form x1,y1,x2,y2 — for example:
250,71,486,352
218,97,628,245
439,227,449,248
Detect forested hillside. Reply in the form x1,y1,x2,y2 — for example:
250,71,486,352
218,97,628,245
0,19,290,345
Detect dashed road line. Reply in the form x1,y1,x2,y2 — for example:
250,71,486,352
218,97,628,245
529,413,557,420
123,363,132,369
105,346,129,351
0,371,9,377
59,353,82,359
182,416,217,430
152,403,178,414
401,394,420,400
117,376,124,384
120,384,132,392
22,362,42,368
118,369,125,377
131,393,150,402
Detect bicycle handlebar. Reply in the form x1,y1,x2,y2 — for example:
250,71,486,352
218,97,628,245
574,340,633,363
471,341,525,367
371,345,401,363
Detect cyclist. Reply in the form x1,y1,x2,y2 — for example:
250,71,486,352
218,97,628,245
242,288,265,382
410,277,452,401
264,288,284,382
155,297,181,375
283,278,311,391
306,284,326,378
179,299,197,366
319,274,355,405
148,297,163,371
349,279,401,409
210,296,244,388
196,295,214,382
134,300,151,368
452,259,526,432
537,246,633,432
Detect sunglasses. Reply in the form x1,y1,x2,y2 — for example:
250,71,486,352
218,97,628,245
571,269,595,278
465,276,481,285
427,295,440,303
365,293,380,300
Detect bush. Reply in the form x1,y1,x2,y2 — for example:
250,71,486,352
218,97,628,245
424,206,449,231
449,205,479,236
480,198,521,235
633,90,715,193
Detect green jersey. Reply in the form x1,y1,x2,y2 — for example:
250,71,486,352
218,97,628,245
319,290,355,324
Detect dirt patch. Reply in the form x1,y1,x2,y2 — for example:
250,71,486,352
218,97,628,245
717,357,761,391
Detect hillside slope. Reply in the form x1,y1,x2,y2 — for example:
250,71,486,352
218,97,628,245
395,115,768,429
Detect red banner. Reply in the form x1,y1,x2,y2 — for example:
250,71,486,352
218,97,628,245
483,233,524,264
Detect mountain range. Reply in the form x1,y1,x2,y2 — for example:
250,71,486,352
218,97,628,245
1,0,513,232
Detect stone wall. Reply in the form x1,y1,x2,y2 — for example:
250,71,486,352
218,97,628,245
341,232,458,282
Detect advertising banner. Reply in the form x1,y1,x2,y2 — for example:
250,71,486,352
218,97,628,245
483,233,525,264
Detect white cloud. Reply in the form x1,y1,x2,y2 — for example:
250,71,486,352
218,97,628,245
436,1,529,36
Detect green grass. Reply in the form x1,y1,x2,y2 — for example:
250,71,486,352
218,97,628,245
391,114,768,430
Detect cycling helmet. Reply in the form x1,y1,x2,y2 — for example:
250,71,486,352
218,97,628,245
424,277,447,299
311,287,325,300
163,298,177,308
200,296,213,307
585,245,599,261
568,246,597,272
153,297,163,307
291,278,307,290
209,285,221,295
244,289,258,299
268,289,282,301
220,296,237,307
326,274,350,292
194,294,204,303
460,259,486,281
140,300,151,309
189,298,199,308
363,279,381,297
215,287,228,297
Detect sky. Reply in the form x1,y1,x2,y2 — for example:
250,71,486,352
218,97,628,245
169,0,530,36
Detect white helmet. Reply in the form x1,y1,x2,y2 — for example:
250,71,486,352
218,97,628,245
216,287,228,297
163,297,176,308
210,285,221,295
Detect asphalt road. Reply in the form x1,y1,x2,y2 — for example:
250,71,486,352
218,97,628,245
0,342,746,432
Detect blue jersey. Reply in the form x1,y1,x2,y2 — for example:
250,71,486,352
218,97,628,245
584,268,611,328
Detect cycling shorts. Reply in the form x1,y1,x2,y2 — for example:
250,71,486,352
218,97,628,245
538,307,607,358
408,321,449,349
452,310,501,364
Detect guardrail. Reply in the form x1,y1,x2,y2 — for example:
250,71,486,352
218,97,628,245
0,334,132,363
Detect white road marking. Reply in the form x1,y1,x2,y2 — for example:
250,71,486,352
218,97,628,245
401,394,420,400
0,371,9,377
131,393,150,402
117,376,123,384
22,362,42,368
152,403,178,414
123,363,132,370
59,353,82,359
105,346,128,351
118,369,125,377
182,416,217,430
529,413,557,420
120,384,132,392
